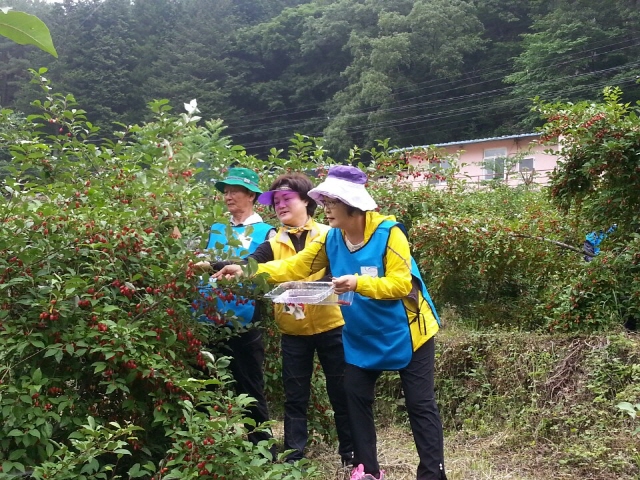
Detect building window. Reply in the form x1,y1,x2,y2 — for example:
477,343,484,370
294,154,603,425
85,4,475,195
483,147,507,180
519,157,534,173
428,159,450,184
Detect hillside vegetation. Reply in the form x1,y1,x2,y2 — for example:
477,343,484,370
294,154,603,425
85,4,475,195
2,0,640,157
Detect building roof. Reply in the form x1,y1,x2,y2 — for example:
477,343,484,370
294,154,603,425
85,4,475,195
394,133,540,152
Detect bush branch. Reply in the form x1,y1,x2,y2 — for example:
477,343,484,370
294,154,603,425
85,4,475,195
510,233,583,254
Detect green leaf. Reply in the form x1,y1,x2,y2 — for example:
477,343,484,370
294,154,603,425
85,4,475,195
128,463,141,477
0,10,58,57
617,401,638,418
93,362,107,373
43,347,58,358
9,449,26,461
8,429,23,436
80,458,99,474
32,368,42,383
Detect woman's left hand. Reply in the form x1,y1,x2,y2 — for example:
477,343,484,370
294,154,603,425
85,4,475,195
332,275,357,294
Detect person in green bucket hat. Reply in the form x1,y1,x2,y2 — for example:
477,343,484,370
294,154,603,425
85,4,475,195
214,166,263,196
195,167,276,451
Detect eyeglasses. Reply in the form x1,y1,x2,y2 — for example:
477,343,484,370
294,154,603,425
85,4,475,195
322,198,342,208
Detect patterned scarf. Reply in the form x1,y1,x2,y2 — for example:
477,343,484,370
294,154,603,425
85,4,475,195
284,217,313,235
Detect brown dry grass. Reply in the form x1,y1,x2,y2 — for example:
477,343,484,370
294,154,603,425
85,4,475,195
273,423,608,480
306,426,416,479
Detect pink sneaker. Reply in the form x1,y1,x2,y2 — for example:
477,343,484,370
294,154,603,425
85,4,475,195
350,464,385,480
350,464,365,480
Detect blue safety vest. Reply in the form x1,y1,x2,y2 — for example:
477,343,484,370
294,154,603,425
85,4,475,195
325,220,438,370
196,221,273,326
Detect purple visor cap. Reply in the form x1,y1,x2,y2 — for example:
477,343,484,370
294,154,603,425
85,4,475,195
257,185,294,205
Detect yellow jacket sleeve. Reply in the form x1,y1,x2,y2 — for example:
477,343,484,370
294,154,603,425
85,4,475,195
354,226,413,299
257,232,329,282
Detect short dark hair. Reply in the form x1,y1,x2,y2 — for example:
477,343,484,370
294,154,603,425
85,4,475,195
269,173,317,216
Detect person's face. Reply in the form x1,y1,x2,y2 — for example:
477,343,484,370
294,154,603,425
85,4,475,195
273,190,308,226
223,185,255,216
321,196,350,229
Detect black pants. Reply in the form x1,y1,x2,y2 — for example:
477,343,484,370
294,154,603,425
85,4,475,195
281,326,353,462
344,338,447,480
225,328,272,445
583,240,596,262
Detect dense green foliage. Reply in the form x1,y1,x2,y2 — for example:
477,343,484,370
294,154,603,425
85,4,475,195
534,86,640,332
2,0,640,158
0,72,322,479
435,330,639,478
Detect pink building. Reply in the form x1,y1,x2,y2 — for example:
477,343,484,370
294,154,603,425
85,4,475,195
398,133,559,189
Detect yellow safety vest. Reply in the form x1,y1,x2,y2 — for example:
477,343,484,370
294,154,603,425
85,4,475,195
270,220,344,336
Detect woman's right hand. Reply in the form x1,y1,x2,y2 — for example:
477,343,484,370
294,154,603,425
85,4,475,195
213,264,244,280
192,261,212,273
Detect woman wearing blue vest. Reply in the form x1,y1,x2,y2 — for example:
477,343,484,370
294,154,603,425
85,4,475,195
214,166,447,480
196,167,275,447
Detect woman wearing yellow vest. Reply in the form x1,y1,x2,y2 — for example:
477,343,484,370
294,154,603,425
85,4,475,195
250,173,353,465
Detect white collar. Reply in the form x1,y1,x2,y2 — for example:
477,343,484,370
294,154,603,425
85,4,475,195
230,212,264,227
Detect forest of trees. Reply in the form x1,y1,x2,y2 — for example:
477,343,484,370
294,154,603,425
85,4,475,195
2,0,640,159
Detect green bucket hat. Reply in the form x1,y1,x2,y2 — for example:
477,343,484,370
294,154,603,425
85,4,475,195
214,167,262,194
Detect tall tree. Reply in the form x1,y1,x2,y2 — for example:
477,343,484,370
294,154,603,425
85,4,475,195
322,0,485,157
5,0,637,161
225,2,343,154
505,0,640,128
139,0,241,124
12,0,146,132
0,36,31,106
467,0,535,135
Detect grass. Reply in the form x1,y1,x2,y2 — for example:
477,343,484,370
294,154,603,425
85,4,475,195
268,326,640,479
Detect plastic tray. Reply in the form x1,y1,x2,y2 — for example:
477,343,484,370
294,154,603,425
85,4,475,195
265,282,353,306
